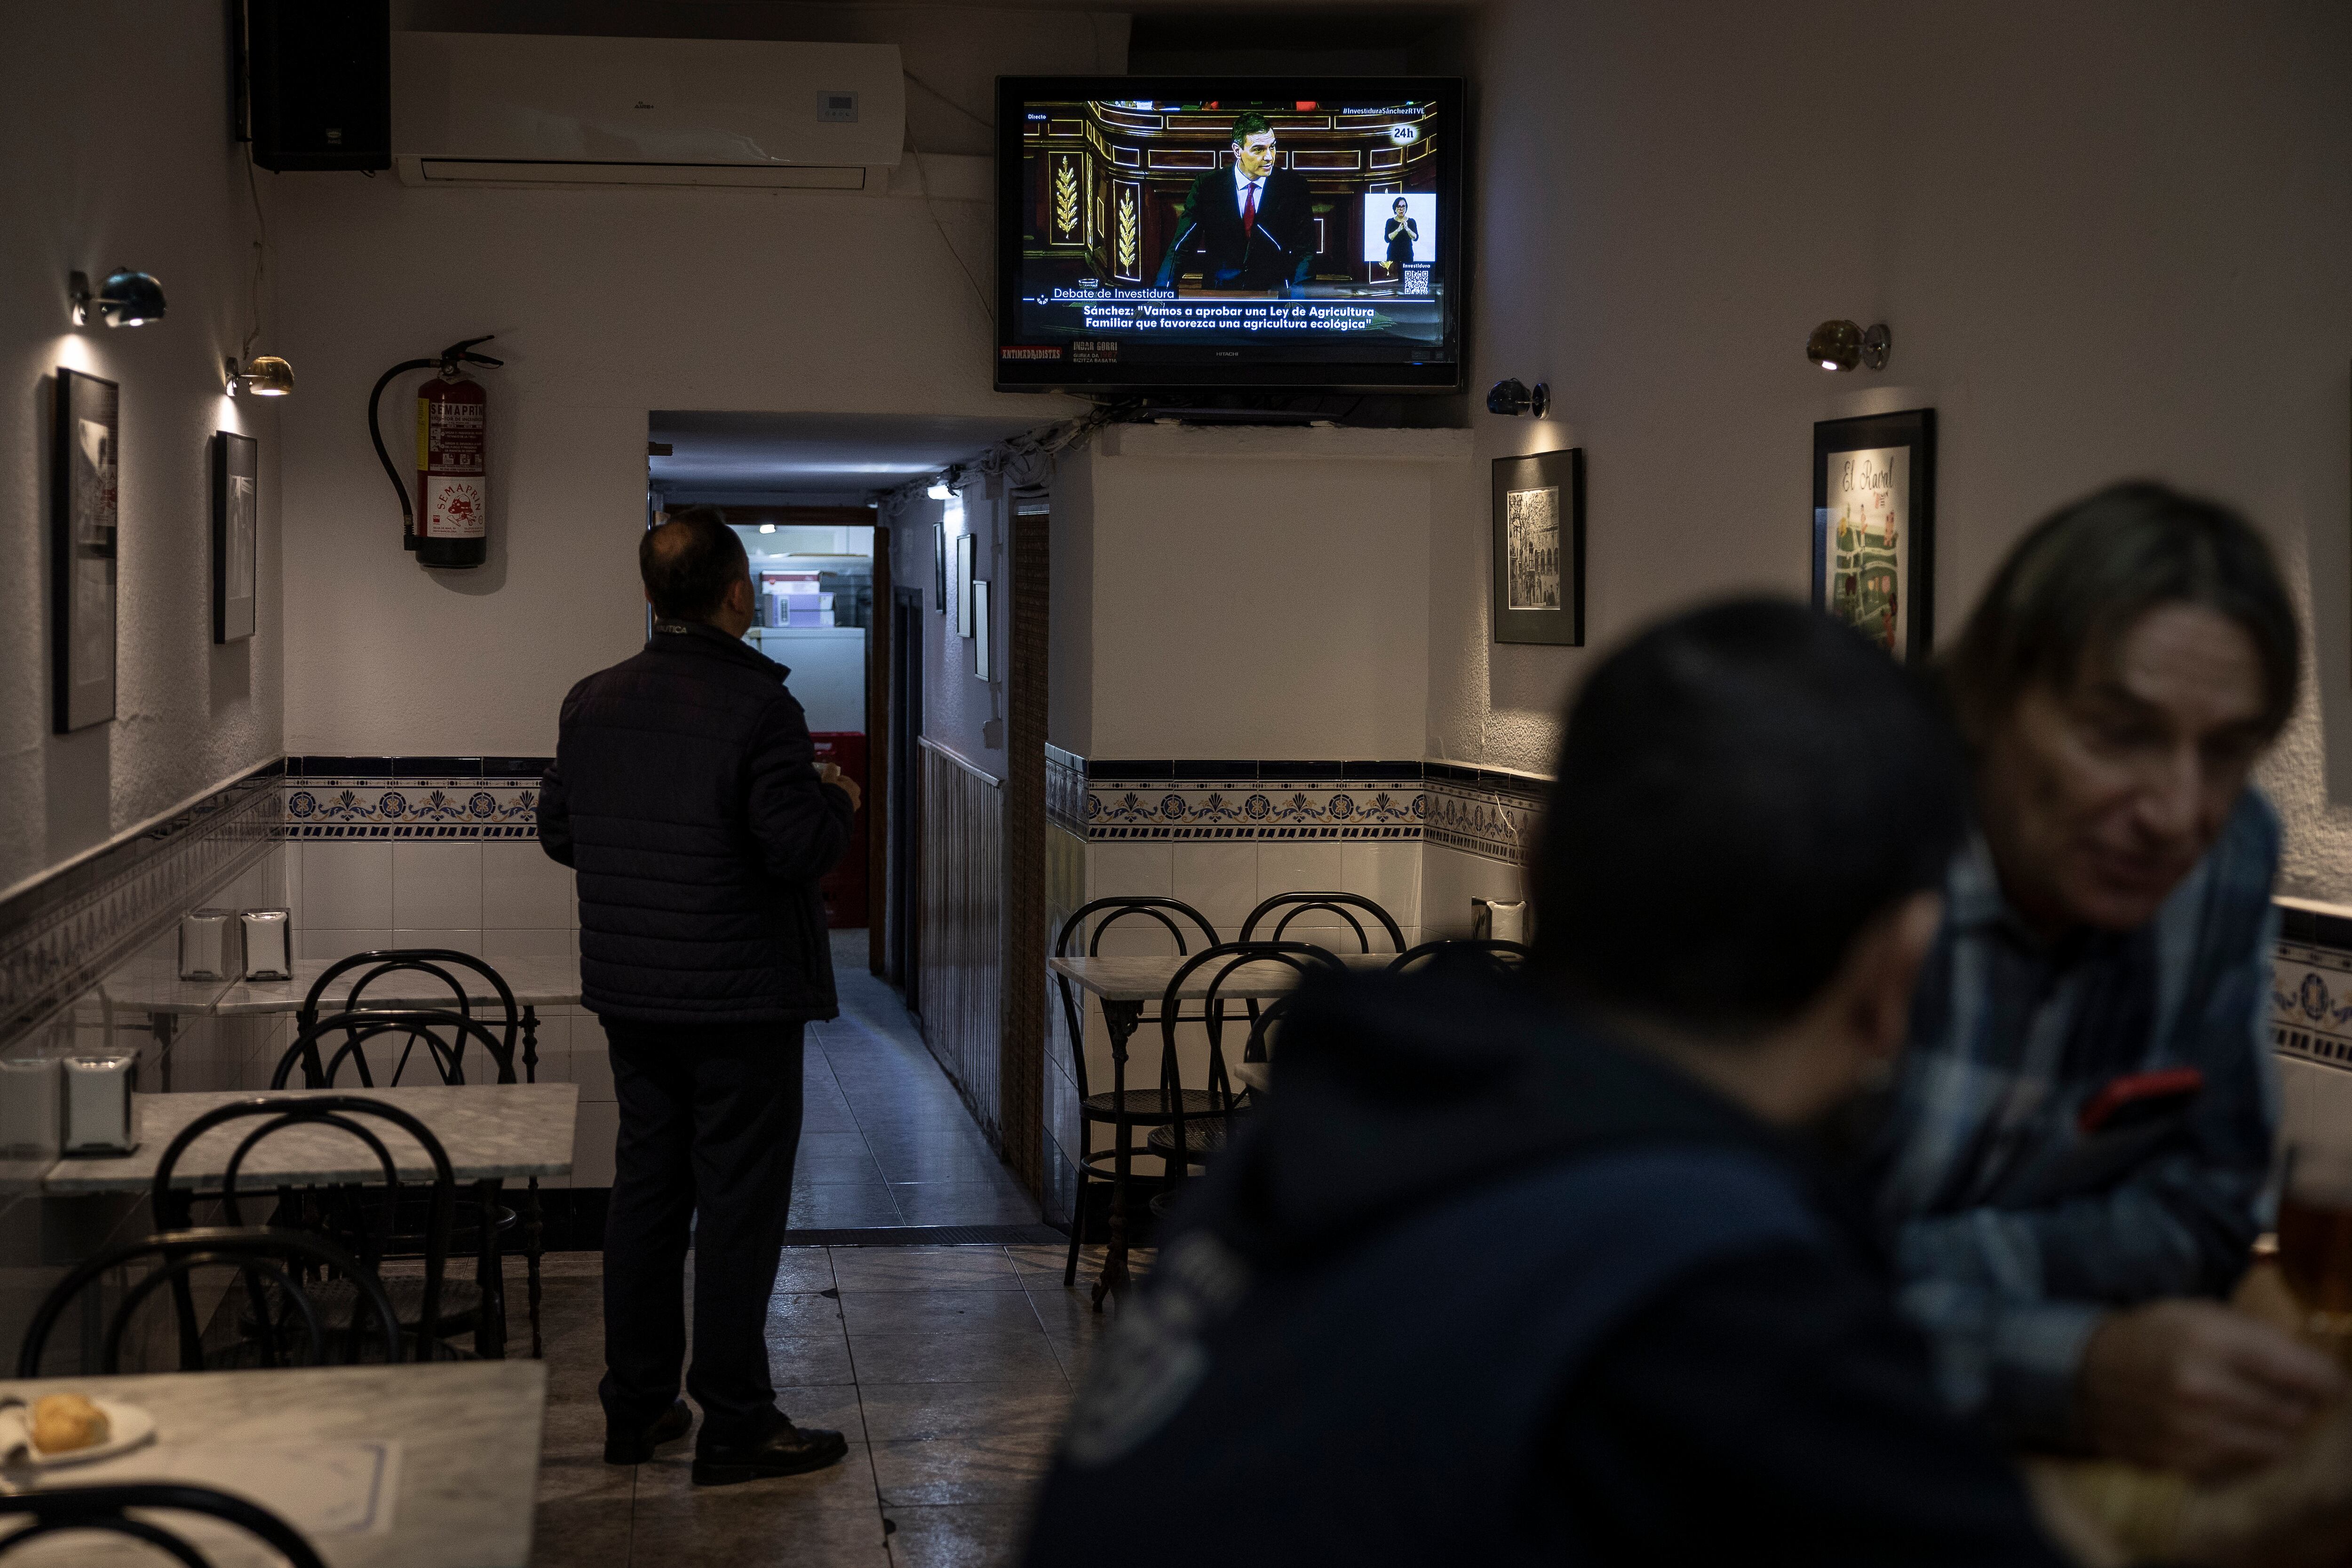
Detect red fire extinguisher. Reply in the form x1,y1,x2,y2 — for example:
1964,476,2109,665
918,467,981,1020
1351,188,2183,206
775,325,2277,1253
416,371,488,568
367,334,502,569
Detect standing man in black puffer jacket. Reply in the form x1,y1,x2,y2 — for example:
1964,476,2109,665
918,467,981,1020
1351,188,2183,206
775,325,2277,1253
539,506,860,1486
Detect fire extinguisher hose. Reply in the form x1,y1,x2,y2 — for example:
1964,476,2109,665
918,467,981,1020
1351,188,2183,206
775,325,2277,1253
366,335,504,535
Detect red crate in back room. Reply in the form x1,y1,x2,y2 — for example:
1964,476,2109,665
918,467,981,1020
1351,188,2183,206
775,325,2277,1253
810,732,868,928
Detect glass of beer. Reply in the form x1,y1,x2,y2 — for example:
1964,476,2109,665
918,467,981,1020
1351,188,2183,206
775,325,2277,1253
2275,1140,2352,1346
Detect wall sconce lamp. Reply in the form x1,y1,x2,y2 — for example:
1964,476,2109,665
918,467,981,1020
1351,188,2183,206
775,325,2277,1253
1806,319,1891,372
70,269,168,328
224,356,296,397
925,478,955,501
1486,378,1549,417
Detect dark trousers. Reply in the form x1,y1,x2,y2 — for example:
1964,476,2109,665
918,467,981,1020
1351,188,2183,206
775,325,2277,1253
598,1018,805,1442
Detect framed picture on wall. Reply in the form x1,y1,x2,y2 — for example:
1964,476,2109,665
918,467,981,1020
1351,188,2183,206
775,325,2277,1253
955,533,976,638
1812,408,1936,663
972,580,992,679
211,431,258,643
52,367,119,732
1491,447,1584,646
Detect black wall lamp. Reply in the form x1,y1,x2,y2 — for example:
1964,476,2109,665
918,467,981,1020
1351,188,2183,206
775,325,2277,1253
1486,378,1549,417
225,356,295,397
1807,319,1890,372
70,268,168,327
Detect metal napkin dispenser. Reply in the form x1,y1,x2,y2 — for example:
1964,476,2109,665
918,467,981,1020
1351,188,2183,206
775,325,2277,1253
62,1053,136,1156
240,908,293,981
0,1057,62,1161
1471,898,1529,945
177,907,245,982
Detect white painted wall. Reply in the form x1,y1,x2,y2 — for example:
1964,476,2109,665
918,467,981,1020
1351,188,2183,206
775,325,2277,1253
271,166,1067,756
1440,0,2352,896
268,7,1139,758
0,2,285,894
1071,423,1458,761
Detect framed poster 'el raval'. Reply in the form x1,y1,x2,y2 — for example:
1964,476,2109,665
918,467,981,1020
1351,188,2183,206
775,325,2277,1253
1812,408,1936,664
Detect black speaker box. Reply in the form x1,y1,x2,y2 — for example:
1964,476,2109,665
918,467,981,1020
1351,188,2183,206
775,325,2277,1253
239,0,391,171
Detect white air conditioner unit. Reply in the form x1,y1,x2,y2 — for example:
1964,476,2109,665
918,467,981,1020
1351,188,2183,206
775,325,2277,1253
392,32,905,191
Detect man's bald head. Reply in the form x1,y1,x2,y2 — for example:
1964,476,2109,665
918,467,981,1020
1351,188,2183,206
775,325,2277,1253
642,507,750,623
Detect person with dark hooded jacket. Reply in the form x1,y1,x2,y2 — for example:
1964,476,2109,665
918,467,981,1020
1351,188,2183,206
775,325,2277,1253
539,506,858,1486
1021,600,2352,1567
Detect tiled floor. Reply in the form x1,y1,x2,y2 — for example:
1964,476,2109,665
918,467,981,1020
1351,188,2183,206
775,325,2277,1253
791,935,1043,1232
529,1242,1141,1566
531,935,1124,1565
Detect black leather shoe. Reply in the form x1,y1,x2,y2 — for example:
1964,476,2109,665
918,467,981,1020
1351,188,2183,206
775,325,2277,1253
604,1400,693,1465
691,1413,850,1486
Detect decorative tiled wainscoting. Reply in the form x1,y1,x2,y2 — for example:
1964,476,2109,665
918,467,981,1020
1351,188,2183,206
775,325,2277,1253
0,755,613,1359
0,764,283,1051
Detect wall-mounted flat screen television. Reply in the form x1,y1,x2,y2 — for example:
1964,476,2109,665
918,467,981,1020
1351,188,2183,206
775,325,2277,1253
994,78,1463,393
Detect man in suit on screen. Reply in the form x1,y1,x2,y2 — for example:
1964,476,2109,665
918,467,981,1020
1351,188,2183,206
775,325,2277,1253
1152,111,1316,293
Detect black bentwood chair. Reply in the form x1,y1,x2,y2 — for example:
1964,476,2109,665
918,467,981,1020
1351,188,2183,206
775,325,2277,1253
296,948,532,1081
16,1227,403,1377
1052,896,1222,1301
0,1483,327,1568
278,1005,518,1090
1385,938,1532,977
1147,943,1344,1217
294,953,552,1355
1221,987,1300,1104
1239,891,1407,955
270,1010,526,1359
151,1095,459,1365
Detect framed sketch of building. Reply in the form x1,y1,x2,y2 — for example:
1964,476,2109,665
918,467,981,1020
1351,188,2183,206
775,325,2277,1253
1491,447,1583,645
212,430,258,643
1812,409,1935,664
52,367,118,732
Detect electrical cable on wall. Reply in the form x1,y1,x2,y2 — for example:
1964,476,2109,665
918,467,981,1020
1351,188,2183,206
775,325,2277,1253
876,397,1144,517
898,80,993,331
903,70,993,135
240,147,267,366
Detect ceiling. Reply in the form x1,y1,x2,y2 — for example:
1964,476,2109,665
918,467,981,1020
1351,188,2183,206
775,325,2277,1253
647,411,1045,504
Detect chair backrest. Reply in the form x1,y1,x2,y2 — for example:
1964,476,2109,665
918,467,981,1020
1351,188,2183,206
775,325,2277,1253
1241,990,1301,1065
16,1226,405,1377
1385,938,1532,977
296,948,519,1080
1051,896,1221,1099
273,1007,516,1090
1156,942,1344,1147
1239,891,1407,954
0,1482,327,1568
150,1095,456,1337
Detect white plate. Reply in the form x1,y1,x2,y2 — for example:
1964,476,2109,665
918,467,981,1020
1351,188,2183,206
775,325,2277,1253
1,1399,157,1469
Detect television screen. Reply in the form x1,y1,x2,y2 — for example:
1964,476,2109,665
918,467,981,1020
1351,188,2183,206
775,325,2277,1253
993,78,1463,393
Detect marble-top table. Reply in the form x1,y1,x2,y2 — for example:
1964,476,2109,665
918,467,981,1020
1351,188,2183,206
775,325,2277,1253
108,954,582,1019
1049,949,1391,1003
99,955,580,1092
41,1084,578,1195
0,1361,546,1567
